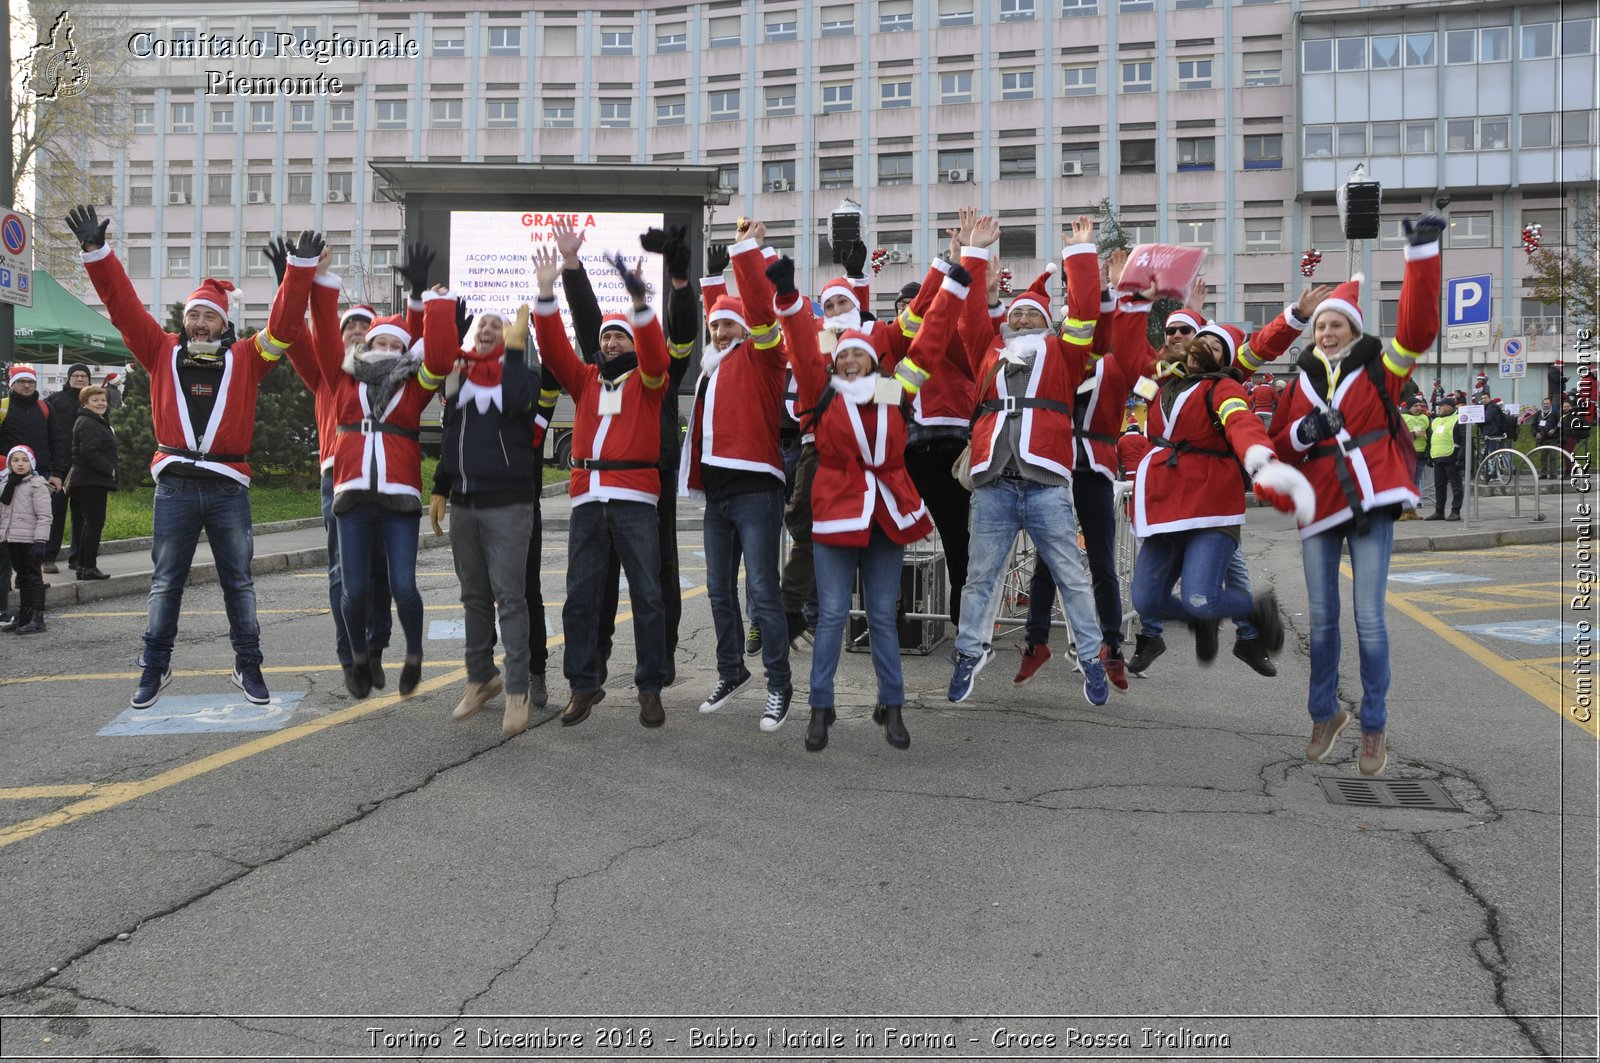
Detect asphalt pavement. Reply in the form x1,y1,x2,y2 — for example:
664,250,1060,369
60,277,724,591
0,484,1593,1062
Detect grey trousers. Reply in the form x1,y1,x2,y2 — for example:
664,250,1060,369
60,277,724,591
450,500,535,695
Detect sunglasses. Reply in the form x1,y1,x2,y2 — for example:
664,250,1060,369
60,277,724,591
1165,325,1195,337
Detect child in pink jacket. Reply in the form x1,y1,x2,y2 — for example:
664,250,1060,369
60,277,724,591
0,445,53,633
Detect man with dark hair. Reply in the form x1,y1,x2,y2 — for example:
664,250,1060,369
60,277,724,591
42,362,91,572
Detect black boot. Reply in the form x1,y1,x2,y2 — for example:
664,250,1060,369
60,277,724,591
398,656,422,696
0,608,25,633
805,706,835,751
1192,618,1221,664
368,651,386,690
1128,633,1165,674
1232,637,1277,677
1253,590,1284,654
343,658,372,698
876,703,910,749
16,610,45,634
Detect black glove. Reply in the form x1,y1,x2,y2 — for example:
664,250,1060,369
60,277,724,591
765,256,797,297
706,244,729,277
611,253,649,300
396,240,435,300
1295,408,1345,447
639,227,669,254
947,263,973,288
263,236,290,285
1403,213,1448,247
662,225,690,281
28,542,45,564
65,205,109,250
290,229,325,261
842,239,868,278
455,300,473,344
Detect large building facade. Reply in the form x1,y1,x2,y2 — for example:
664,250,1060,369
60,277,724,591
60,0,1597,389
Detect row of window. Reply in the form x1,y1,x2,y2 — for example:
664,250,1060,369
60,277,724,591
108,172,373,208
1301,20,1596,73
117,240,392,279
1304,111,1596,157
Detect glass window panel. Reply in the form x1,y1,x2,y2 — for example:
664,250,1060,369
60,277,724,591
1371,35,1402,68
1479,27,1510,62
1405,32,1435,66
1302,39,1333,73
1444,30,1475,64
1336,37,1366,70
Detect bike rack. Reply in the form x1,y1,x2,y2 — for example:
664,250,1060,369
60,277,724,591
1471,448,1545,522
1529,444,1580,482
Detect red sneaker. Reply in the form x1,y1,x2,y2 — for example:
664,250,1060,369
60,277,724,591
1013,643,1052,685
1099,645,1129,691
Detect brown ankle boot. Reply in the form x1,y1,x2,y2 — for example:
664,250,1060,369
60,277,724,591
452,676,504,721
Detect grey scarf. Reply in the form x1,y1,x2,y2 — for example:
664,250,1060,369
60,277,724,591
348,353,421,419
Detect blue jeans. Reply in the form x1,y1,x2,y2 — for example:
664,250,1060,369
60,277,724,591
812,537,904,708
566,500,665,694
1139,546,1256,640
144,476,259,671
322,472,391,665
1023,473,1120,648
1131,530,1254,627
957,479,1101,662
336,503,422,659
704,487,790,690
1302,514,1396,733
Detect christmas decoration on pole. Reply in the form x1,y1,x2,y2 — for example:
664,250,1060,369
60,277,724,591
997,266,1014,296
1521,224,1542,256
1299,249,1323,278
869,248,889,276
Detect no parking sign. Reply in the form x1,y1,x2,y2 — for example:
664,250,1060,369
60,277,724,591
0,211,33,308
1499,337,1526,379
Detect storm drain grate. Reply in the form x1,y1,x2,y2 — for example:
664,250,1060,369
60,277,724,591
1318,776,1462,811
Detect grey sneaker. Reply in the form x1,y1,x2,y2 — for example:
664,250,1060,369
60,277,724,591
529,673,548,709
1306,709,1352,763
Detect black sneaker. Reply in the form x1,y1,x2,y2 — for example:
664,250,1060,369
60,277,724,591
131,664,173,710
786,611,812,647
759,686,792,732
699,669,753,713
1128,633,1166,675
1192,618,1221,664
1253,590,1285,654
1232,637,1277,677
744,623,762,657
232,663,271,705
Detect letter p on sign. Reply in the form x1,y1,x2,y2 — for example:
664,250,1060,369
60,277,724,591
1446,274,1493,326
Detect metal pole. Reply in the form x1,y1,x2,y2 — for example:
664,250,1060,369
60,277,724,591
0,1,15,364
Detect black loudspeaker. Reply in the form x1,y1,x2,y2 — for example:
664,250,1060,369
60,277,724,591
829,210,861,264
1339,180,1383,240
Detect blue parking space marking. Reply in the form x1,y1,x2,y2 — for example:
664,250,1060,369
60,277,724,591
1456,620,1573,645
429,619,507,640
99,693,306,736
1389,571,1491,586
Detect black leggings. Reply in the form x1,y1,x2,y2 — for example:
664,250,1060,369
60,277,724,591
70,487,110,571
5,543,44,613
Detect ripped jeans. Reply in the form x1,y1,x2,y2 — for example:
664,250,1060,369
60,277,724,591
1130,529,1255,627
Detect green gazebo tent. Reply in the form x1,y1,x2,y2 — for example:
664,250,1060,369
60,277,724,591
13,270,131,363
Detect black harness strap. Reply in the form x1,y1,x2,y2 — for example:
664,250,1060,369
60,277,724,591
979,395,1074,417
338,419,421,440
157,444,249,463
574,458,657,471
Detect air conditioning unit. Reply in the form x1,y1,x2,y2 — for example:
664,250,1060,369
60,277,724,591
166,191,190,205
887,250,911,264
1061,159,1084,177
246,190,268,204
946,168,971,183
327,190,348,203
769,178,793,192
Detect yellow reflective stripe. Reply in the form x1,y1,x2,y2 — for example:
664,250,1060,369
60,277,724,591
255,330,287,359
753,332,783,350
750,321,777,339
1060,317,1094,346
898,307,922,337
418,365,445,391
1235,345,1263,374
1216,397,1249,424
540,388,561,403
1384,351,1413,377
894,358,930,394
669,340,694,360
641,371,666,389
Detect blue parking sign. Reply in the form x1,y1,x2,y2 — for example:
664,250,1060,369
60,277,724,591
1446,274,1493,326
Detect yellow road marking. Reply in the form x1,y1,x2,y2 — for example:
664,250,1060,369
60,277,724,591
0,587,707,849
0,785,99,800
1349,564,1596,738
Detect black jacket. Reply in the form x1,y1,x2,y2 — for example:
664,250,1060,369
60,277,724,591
436,351,542,504
68,408,119,492
45,389,80,478
1533,408,1562,445
0,390,53,479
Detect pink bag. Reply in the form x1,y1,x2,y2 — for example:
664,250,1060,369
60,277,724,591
1118,244,1207,301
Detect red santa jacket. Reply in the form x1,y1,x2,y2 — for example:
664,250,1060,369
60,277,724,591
283,273,344,473
773,277,972,546
323,293,457,502
961,244,1098,481
679,238,787,496
1271,242,1441,538
535,300,669,506
83,243,313,485
1134,374,1273,536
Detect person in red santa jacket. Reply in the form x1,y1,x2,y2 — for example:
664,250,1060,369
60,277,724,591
765,229,968,751
1270,213,1445,777
1131,323,1313,676
533,243,673,731
67,204,318,711
681,220,793,731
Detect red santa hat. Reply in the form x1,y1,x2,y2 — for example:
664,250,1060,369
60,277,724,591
340,304,377,330
818,277,862,313
102,372,118,385
1312,274,1364,333
1195,322,1247,369
6,444,36,468
185,278,236,322
1007,263,1057,324
8,364,37,385
362,314,412,350
707,294,748,332
830,328,879,367
1165,307,1207,333
598,312,635,340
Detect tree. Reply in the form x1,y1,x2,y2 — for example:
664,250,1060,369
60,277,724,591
1526,195,1599,331
1093,198,1185,348
15,5,137,288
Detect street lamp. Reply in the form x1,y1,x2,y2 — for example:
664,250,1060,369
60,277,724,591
1431,190,1452,390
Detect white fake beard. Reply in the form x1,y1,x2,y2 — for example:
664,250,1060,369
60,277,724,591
700,336,742,376
999,331,1048,368
827,373,878,405
822,308,861,333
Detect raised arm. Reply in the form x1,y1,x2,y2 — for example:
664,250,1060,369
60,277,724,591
257,229,324,369
768,257,827,411
700,243,730,322
530,245,590,395
394,241,435,341
1059,215,1100,356
1386,215,1446,394
552,219,602,360
610,250,669,390
420,290,461,389
68,205,176,371
729,222,783,363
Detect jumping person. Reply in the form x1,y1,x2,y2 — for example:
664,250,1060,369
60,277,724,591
1271,214,1444,776
534,242,672,728
69,204,318,709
